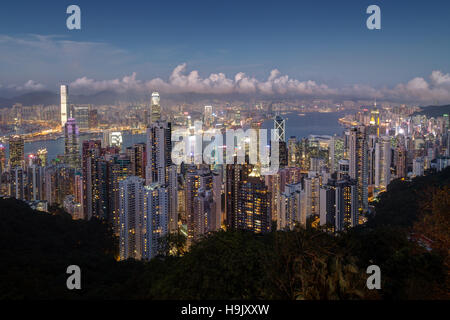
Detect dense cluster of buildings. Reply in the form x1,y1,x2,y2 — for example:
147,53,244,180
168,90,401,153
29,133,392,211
1,86,449,261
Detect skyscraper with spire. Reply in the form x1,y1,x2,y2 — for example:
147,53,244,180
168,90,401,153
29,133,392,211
60,85,69,127
150,92,161,124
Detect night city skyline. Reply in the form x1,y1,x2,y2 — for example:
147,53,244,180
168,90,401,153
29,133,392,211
0,0,449,307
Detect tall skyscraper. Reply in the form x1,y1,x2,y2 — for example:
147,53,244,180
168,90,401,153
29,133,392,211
60,85,69,127
0,144,5,175
72,105,89,129
150,92,161,124
9,167,25,200
319,177,358,232
27,165,44,201
279,182,302,230
185,166,213,245
146,120,172,185
204,105,213,127
143,183,169,260
168,164,179,233
119,176,145,260
126,143,146,179
64,118,80,170
82,140,102,220
37,148,48,167
375,135,392,189
348,126,368,213
9,135,24,169
236,169,271,233
274,115,286,142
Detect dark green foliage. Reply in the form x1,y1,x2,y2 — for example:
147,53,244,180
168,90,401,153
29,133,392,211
0,167,448,299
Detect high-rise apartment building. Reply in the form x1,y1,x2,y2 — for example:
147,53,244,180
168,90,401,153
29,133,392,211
64,118,80,170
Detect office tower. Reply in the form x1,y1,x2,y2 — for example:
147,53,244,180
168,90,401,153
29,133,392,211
103,130,123,150
119,176,145,260
279,182,302,230
9,167,25,200
375,136,391,190
288,137,299,167
37,148,48,167
278,140,288,168
150,92,161,124
146,121,172,185
310,157,325,172
348,126,368,213
329,136,344,173
88,109,98,128
0,144,5,175
126,143,146,179
299,138,311,171
236,170,271,233
9,136,24,169
60,85,69,127
64,118,80,170
204,105,213,127
72,105,89,129
168,165,179,233
274,115,286,142
82,140,102,220
27,165,43,201
143,183,169,260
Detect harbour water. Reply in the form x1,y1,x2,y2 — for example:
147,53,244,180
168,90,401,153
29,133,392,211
7,111,347,161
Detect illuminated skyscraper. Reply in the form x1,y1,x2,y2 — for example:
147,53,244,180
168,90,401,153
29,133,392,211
143,183,169,260
375,135,391,190
126,143,146,179
150,92,161,124
319,177,358,232
279,182,302,230
72,105,89,129
348,126,368,213
146,120,172,185
60,85,69,127
82,140,102,220
64,118,80,170
0,144,5,174
119,176,145,260
274,115,286,142
204,105,213,127
236,169,271,233
9,136,24,169
37,148,48,167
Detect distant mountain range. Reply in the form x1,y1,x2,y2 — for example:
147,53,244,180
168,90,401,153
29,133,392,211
414,105,450,118
0,90,146,108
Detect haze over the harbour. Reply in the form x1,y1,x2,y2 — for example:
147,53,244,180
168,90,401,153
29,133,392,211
1,0,450,105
